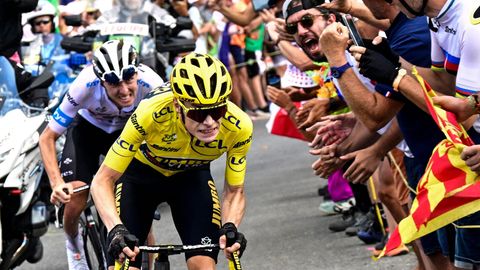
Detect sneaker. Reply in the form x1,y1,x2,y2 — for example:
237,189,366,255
345,212,374,237
332,198,356,213
66,232,89,270
357,227,384,244
328,207,356,232
318,200,337,215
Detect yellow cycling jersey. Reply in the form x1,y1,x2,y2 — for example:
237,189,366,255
103,85,253,186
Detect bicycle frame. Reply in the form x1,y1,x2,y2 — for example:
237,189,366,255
55,185,108,269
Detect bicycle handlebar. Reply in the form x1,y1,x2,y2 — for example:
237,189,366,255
138,243,220,255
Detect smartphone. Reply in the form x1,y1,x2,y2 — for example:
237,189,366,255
301,0,326,10
341,14,364,47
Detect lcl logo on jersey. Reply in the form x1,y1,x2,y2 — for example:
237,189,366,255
115,138,137,152
191,139,227,156
153,106,174,123
228,156,246,172
224,114,241,129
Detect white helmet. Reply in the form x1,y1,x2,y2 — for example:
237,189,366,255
92,40,139,84
23,0,56,24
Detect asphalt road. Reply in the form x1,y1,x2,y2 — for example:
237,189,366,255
20,119,416,270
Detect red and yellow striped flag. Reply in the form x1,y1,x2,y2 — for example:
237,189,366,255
378,67,480,258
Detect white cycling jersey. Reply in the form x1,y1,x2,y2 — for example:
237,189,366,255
49,64,163,134
430,0,480,95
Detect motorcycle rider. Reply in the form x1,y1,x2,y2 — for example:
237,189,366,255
21,0,64,106
39,39,163,270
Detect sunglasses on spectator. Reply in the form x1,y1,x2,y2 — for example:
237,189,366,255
34,19,51,26
285,14,323,35
101,65,137,84
177,99,228,123
384,0,393,3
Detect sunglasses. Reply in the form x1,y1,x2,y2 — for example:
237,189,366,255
285,14,323,35
384,0,393,3
34,19,51,26
177,100,228,123
101,65,137,84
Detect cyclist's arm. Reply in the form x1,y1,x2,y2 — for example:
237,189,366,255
222,113,253,225
90,164,123,230
39,127,64,192
221,183,245,227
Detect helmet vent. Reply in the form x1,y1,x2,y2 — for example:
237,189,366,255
173,83,182,94
220,66,226,76
180,69,189,79
194,74,206,96
205,56,213,66
184,84,195,97
191,58,200,68
220,82,227,97
210,73,217,97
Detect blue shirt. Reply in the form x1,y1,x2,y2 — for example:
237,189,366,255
383,13,445,165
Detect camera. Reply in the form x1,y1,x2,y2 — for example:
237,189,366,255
148,15,196,53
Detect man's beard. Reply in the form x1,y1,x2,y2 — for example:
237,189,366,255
300,45,327,62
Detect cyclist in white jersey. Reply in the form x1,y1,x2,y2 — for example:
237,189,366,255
39,40,163,270
348,0,480,268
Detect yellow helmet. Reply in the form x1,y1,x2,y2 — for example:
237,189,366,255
170,53,232,106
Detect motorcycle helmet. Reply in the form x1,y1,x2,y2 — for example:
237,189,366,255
170,53,232,106
24,0,56,33
92,40,140,84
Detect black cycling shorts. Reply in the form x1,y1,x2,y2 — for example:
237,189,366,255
60,116,121,184
107,158,222,268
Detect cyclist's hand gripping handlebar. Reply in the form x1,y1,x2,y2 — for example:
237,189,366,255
220,222,246,270
108,224,138,270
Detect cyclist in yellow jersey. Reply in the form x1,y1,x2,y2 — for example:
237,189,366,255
90,53,252,270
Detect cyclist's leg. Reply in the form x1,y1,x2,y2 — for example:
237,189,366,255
61,116,122,269
107,159,166,269
168,168,220,270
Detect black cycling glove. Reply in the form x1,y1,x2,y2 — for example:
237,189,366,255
219,222,247,257
107,224,138,260
363,38,400,67
358,49,399,86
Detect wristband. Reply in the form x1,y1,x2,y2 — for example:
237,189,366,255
392,68,407,91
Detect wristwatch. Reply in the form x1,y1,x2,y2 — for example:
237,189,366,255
331,63,353,79
392,68,407,91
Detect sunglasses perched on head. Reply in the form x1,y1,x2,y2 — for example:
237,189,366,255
34,19,51,26
101,65,137,84
177,100,228,123
285,14,323,35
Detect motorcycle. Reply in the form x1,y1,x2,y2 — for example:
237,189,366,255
0,56,58,269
